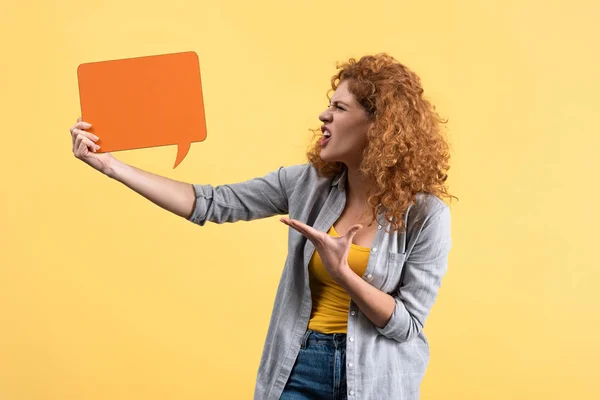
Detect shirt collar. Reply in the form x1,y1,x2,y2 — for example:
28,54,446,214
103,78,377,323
331,165,347,192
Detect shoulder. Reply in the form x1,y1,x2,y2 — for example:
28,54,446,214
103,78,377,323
279,162,311,178
403,193,452,253
406,193,451,231
279,161,337,190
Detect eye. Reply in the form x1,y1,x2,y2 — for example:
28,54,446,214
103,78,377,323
329,102,346,111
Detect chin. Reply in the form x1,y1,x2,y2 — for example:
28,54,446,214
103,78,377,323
319,155,345,165
319,146,347,164
318,149,336,163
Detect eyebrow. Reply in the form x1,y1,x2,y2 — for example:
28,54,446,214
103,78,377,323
330,100,351,108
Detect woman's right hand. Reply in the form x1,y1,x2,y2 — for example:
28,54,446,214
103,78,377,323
70,117,116,175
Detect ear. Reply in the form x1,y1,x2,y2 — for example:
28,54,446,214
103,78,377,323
364,120,376,140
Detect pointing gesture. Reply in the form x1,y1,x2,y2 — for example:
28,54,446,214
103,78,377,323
280,217,363,282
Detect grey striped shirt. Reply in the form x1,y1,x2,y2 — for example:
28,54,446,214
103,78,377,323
188,162,452,400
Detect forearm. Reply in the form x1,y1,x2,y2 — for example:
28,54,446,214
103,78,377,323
107,159,196,219
336,265,396,329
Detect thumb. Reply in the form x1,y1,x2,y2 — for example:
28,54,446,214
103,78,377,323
346,224,363,241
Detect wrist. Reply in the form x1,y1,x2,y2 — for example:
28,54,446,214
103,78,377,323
334,263,355,286
104,157,124,179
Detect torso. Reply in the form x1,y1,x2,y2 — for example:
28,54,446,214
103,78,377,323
333,202,378,248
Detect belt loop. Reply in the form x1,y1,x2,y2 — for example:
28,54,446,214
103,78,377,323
300,329,312,350
333,333,345,349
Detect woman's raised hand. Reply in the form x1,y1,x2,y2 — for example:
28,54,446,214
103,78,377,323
280,217,362,282
70,117,116,175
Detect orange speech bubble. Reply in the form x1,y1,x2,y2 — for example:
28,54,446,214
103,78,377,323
77,51,207,168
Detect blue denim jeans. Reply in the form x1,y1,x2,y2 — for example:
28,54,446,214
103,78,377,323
280,329,347,400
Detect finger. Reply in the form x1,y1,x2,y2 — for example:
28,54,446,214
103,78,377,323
74,135,87,156
77,116,82,122
73,129,86,153
280,218,320,242
280,217,303,232
75,135,100,157
72,128,99,153
83,137,100,154
70,121,92,136
344,224,363,244
75,138,89,158
347,224,363,237
282,218,316,236
72,128,99,142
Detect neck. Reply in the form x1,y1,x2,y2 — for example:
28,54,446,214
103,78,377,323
345,164,372,206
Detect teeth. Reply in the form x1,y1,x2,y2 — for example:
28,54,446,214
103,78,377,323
323,131,331,138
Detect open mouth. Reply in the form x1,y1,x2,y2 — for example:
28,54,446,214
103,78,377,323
320,127,331,146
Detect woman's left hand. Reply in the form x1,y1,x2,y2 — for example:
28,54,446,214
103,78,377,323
280,217,362,282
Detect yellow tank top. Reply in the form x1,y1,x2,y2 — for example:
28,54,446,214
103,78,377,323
307,225,370,334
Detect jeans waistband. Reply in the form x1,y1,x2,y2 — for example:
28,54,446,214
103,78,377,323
301,329,347,349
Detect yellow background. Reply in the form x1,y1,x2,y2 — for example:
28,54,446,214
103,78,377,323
1,0,599,398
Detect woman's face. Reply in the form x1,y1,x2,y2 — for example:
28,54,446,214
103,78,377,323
318,79,374,168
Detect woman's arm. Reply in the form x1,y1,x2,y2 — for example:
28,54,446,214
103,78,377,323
336,268,396,329
71,118,197,220
107,159,196,219
71,118,307,223
281,201,451,342
344,205,452,342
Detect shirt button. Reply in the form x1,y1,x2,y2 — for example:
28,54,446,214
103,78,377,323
372,247,378,252
366,273,373,280
350,310,356,316
349,337,354,342
349,389,355,396
348,362,354,368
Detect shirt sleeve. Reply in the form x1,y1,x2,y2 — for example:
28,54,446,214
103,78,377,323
187,163,308,225
376,204,452,342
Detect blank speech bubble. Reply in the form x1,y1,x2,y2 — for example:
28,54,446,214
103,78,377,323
77,51,207,168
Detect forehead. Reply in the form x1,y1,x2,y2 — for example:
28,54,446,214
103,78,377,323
331,80,356,102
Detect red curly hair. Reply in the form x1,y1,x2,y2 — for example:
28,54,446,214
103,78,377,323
306,53,457,232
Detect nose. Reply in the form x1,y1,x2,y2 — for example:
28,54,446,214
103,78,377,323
319,106,332,123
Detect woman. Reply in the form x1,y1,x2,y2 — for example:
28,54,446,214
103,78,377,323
70,53,455,400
